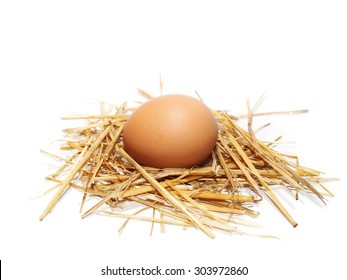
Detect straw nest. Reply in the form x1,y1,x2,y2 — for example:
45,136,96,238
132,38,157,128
40,89,334,238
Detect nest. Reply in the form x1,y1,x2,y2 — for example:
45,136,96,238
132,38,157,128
40,90,333,238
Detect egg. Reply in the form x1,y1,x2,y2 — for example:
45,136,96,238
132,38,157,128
122,94,218,168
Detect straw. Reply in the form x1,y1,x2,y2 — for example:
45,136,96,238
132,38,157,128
40,91,335,238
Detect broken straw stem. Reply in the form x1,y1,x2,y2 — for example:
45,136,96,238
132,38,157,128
39,126,112,221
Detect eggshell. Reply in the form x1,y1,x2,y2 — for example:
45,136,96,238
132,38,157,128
123,94,218,168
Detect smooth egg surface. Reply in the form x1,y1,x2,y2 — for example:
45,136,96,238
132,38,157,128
123,94,218,168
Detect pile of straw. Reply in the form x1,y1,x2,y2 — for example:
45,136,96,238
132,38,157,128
40,90,333,238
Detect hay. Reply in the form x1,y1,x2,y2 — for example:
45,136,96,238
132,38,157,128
40,90,334,238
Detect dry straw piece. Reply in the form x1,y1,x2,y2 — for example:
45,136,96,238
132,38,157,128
40,90,334,238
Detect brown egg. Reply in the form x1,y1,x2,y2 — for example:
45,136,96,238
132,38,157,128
123,94,218,168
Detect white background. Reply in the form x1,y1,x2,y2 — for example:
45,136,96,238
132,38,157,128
1,0,346,279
